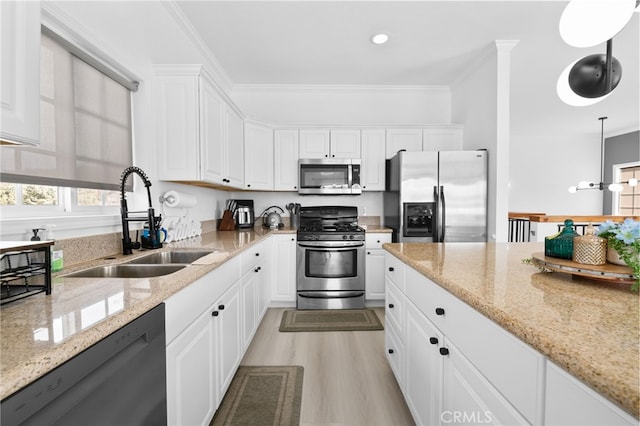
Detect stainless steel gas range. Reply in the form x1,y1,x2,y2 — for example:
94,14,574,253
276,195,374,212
296,206,365,310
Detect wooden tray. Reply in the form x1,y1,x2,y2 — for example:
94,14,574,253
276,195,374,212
531,252,636,284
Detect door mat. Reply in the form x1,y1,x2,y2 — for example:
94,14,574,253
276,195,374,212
210,366,303,426
279,309,384,332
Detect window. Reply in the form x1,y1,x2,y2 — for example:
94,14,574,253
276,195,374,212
0,25,137,225
614,163,639,216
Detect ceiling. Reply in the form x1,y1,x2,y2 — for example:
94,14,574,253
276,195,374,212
176,1,639,135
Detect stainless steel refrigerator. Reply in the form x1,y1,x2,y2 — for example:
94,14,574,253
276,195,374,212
383,150,488,243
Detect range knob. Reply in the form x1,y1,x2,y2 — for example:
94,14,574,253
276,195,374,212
343,235,348,240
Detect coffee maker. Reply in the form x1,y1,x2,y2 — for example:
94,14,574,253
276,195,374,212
233,200,255,229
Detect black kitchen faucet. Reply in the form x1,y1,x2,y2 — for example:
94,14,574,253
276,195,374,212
119,166,162,255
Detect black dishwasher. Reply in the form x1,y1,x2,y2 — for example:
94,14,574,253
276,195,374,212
1,303,167,426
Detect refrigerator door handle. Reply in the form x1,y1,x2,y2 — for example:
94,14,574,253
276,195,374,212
433,185,439,242
440,185,446,242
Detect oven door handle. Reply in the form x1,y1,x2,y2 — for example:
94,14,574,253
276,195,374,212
297,241,365,248
298,291,365,299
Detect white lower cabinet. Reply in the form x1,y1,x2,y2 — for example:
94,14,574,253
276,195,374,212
213,285,242,407
385,252,636,426
166,305,216,426
240,239,270,351
166,281,240,426
405,301,443,426
165,242,269,426
441,338,529,426
271,234,297,303
365,232,391,301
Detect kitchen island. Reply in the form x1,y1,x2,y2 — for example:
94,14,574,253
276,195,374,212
383,241,639,420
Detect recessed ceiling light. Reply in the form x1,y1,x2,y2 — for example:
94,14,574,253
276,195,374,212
371,33,389,45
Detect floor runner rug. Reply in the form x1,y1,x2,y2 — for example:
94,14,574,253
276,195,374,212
211,365,303,426
279,309,383,332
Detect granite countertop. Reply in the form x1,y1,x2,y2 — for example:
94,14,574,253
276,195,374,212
360,225,392,233
383,242,639,418
0,227,298,401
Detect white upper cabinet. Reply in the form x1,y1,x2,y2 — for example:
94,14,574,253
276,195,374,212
329,129,361,158
386,128,422,158
361,129,386,191
201,79,244,188
299,129,330,158
299,129,361,158
225,106,245,188
155,70,200,181
423,126,464,151
274,130,299,191
244,121,274,190
155,65,244,188
200,76,225,183
0,1,40,145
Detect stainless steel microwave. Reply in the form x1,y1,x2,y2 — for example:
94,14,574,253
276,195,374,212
298,158,362,195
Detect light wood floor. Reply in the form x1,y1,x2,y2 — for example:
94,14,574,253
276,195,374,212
241,307,415,426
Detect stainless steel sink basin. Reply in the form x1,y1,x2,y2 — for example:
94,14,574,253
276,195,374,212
64,264,186,278
124,250,214,265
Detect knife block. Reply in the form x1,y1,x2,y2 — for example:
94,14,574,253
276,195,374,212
219,210,236,231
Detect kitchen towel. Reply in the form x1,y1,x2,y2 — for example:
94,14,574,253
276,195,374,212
162,190,197,208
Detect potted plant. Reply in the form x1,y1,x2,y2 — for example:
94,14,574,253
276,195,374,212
596,218,640,291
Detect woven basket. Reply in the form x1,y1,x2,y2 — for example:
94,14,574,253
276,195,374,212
572,225,607,265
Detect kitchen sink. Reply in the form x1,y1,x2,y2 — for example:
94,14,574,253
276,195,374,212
64,264,186,279
124,250,214,265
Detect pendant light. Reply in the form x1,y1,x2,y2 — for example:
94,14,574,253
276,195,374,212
557,0,638,105
568,117,639,193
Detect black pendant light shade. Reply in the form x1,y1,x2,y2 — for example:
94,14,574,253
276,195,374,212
567,39,623,99
568,54,622,98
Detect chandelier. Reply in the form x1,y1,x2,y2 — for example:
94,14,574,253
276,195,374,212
568,117,638,193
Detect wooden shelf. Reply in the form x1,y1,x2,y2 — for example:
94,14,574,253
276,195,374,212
528,215,639,223
531,252,635,285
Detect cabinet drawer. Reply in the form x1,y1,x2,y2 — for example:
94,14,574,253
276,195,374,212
365,232,391,249
384,252,405,292
240,239,268,273
385,277,405,338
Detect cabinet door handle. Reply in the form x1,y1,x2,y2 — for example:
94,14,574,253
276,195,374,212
429,337,439,345
388,303,394,309
367,251,371,255
435,307,445,316
218,304,225,310
377,240,380,243
255,252,260,256
439,347,450,356
247,184,251,188
388,267,394,272
254,267,261,272
212,311,219,317
388,349,394,354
